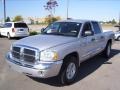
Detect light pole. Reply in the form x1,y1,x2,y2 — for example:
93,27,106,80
67,0,69,19
3,0,6,23
118,12,120,31
118,12,120,25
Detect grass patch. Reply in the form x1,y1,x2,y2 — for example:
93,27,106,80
30,31,38,36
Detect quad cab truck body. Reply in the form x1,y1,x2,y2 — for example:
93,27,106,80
6,20,114,84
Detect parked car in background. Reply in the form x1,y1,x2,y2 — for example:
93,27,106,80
0,24,3,37
114,30,120,41
6,19,114,84
0,22,29,39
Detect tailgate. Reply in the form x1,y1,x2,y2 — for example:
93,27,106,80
15,28,29,34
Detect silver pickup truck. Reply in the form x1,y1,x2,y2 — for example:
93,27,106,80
6,20,114,84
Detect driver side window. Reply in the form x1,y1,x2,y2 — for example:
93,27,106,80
82,22,94,37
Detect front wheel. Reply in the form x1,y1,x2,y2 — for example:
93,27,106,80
59,56,79,85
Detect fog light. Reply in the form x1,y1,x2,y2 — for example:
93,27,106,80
38,71,44,77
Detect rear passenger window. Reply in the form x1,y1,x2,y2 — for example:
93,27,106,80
92,22,101,34
4,23,12,28
14,23,28,28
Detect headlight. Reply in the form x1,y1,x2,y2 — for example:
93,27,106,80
40,50,58,61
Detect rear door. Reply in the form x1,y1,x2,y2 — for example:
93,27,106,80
14,23,29,35
91,21,106,53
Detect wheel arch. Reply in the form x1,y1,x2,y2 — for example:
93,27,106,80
107,39,112,45
58,51,80,84
62,52,80,66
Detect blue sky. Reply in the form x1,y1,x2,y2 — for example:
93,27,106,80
0,0,120,22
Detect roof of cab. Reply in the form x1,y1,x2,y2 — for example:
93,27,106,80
56,19,97,23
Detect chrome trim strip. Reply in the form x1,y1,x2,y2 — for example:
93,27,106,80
13,44,40,51
23,53,35,57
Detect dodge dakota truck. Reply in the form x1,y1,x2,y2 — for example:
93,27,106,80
6,20,114,84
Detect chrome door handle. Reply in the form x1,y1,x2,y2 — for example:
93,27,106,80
100,36,104,39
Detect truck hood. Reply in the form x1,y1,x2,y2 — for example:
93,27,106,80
13,35,77,51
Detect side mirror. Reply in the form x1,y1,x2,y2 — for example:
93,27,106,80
84,30,93,37
41,28,45,33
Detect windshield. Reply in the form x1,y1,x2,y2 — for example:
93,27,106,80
42,22,82,37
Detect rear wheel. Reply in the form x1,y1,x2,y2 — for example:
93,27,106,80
0,33,1,37
103,42,111,58
59,56,79,85
7,33,11,39
117,36,120,41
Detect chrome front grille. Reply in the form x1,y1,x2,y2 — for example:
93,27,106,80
12,47,20,59
11,45,38,63
23,49,36,63
24,49,35,56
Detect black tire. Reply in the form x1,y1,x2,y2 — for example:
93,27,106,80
7,33,11,39
58,56,79,85
0,33,3,38
0,33,1,37
117,36,120,41
103,42,111,58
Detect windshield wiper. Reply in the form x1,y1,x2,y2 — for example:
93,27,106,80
41,32,75,37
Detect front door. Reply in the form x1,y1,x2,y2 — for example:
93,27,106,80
79,22,97,61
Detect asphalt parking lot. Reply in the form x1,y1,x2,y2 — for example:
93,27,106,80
0,38,120,90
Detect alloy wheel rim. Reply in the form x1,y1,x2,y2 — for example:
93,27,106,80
66,62,76,80
107,44,111,56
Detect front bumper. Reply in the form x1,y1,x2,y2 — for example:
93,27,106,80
5,52,63,78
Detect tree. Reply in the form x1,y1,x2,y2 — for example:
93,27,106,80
35,21,39,24
5,16,11,22
44,0,58,16
13,15,23,22
30,19,34,24
44,16,61,24
44,0,59,24
55,16,61,20
111,19,116,24
119,19,120,25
